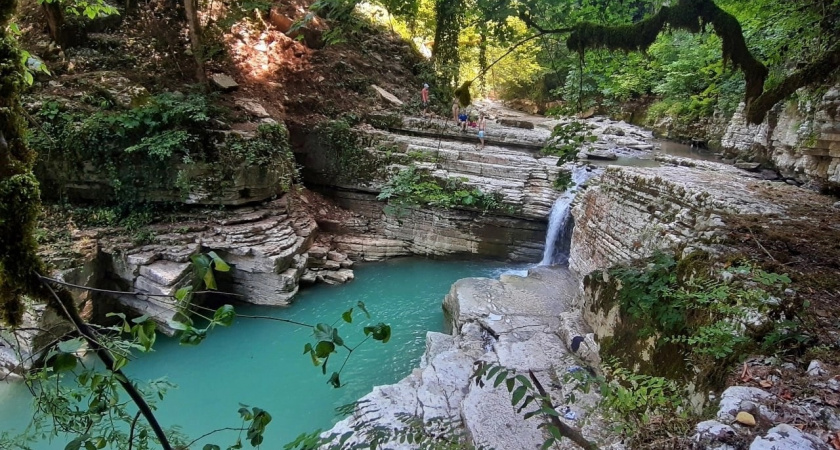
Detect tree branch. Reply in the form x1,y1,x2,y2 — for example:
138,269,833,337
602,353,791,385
746,40,840,124
528,370,599,450
37,274,174,450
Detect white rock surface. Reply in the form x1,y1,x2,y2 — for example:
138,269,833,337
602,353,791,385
749,424,830,450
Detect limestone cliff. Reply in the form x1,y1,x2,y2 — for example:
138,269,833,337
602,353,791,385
722,85,840,191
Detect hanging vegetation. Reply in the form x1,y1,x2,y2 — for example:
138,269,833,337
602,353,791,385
454,80,472,107
562,0,768,110
432,0,463,88
746,41,840,124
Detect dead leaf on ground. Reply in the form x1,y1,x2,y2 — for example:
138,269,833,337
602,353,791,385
830,432,840,450
740,362,753,382
759,379,773,388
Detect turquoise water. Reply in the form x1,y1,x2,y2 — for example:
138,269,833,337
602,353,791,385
0,258,516,449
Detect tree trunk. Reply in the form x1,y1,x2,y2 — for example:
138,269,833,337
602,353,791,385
42,1,67,46
184,0,206,84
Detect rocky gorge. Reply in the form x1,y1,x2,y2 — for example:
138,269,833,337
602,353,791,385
317,106,840,449
4,98,840,449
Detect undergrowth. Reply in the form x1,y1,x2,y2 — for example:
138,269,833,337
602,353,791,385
29,92,297,207
541,121,597,164
377,165,508,215
606,251,795,368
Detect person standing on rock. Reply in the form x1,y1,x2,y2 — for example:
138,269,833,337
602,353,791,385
477,112,487,149
452,99,460,124
421,83,430,115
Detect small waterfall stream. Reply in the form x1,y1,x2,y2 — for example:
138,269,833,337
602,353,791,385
540,165,600,266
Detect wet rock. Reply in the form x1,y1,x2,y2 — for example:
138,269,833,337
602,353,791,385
603,125,626,136
760,169,780,180
497,118,535,130
735,162,762,171
211,73,239,91
322,268,354,284
749,424,829,450
584,151,618,161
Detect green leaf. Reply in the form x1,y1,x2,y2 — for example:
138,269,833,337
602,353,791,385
331,328,344,347
357,301,370,318
65,438,83,450
213,305,235,327
363,323,391,343
112,356,128,371
511,385,527,406
327,372,341,388
57,338,85,354
131,315,150,324
203,445,221,450
51,352,78,373
105,312,126,320
342,308,353,323
168,320,190,331
315,341,335,358
493,371,508,388
313,323,334,342
203,269,217,290
175,286,193,301
506,377,515,393
84,442,96,450
207,251,231,272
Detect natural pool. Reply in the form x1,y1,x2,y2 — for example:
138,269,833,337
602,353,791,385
0,258,515,449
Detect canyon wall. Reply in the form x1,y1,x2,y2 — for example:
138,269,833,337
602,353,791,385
722,85,840,191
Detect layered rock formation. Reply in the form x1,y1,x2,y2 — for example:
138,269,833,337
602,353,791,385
722,85,840,190
292,116,570,262
568,157,819,277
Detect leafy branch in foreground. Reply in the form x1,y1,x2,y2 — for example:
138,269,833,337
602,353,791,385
7,250,392,450
285,400,488,450
472,363,599,450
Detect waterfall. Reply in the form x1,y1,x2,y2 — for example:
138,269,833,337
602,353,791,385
540,165,598,266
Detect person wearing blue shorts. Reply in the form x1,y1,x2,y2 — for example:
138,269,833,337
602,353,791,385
458,110,468,132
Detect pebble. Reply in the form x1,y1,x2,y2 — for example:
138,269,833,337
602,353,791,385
735,411,756,426
781,362,797,371
740,401,758,414
828,378,840,393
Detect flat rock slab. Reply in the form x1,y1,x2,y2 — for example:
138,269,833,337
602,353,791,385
371,84,403,106
211,73,239,91
138,260,191,287
497,118,535,130
443,266,578,330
